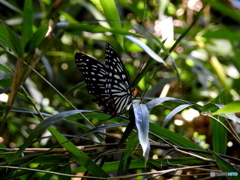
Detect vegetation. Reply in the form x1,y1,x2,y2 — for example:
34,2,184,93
0,0,240,179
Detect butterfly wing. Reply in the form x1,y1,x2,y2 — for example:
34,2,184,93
75,44,135,116
104,44,135,115
75,53,109,108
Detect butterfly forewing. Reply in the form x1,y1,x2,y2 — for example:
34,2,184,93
75,53,106,94
75,53,111,108
105,44,130,86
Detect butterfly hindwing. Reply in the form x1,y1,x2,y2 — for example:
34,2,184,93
104,43,135,115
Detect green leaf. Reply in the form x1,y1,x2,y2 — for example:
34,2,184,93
209,1,240,24
45,51,73,58
0,0,22,14
147,157,206,168
49,127,109,178
210,116,227,154
80,0,107,27
211,151,240,180
146,97,198,111
2,164,58,180
117,132,138,176
126,35,166,64
131,44,161,87
65,120,105,143
0,78,12,88
213,101,240,114
117,116,134,151
58,11,78,23
100,0,123,46
74,157,206,173
58,164,71,180
163,104,193,127
11,110,92,160
211,91,227,154
65,81,86,96
16,92,36,104
149,122,210,158
65,24,138,36
0,23,24,56
25,24,48,53
0,64,14,76
0,104,51,117
22,0,33,48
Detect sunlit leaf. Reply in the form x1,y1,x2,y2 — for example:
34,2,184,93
213,101,240,114
100,0,123,46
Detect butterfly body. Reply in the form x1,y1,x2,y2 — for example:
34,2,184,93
75,43,134,116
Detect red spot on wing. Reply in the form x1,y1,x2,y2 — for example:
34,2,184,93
92,95,118,116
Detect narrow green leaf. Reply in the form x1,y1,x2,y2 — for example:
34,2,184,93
0,64,14,76
59,164,71,180
165,0,209,56
25,24,48,53
211,91,227,154
45,51,73,58
149,122,210,158
58,11,78,23
11,110,91,160
70,123,128,141
213,101,240,114
65,24,138,36
146,97,197,111
210,116,227,154
147,157,206,168
131,45,161,87
16,92,36,104
211,151,239,180
0,1,22,14
100,0,123,46
0,23,24,56
117,118,134,150
0,78,12,88
65,81,86,96
126,35,165,64
49,127,109,178
0,104,51,117
80,0,108,27
209,1,240,24
117,132,138,176
74,157,206,173
2,164,58,180
22,0,33,48
163,104,192,127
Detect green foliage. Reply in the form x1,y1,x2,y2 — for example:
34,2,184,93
0,0,239,179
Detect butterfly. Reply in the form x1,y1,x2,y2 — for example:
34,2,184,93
75,43,135,116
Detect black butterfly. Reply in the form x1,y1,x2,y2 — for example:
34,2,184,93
75,43,135,116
